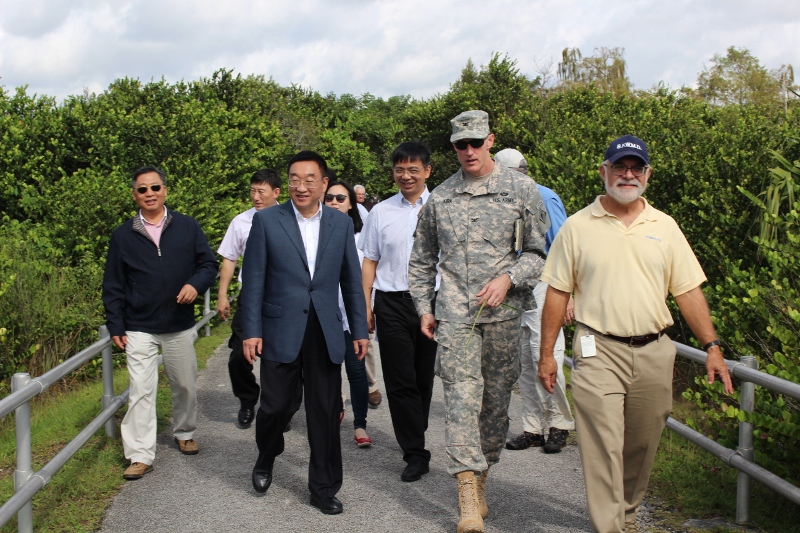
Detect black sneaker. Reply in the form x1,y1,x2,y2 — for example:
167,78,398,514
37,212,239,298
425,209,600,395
505,431,545,450
543,428,569,454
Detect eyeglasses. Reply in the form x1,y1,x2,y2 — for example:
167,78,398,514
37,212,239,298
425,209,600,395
609,164,649,177
393,167,423,177
324,194,348,203
453,138,485,150
134,184,163,194
288,179,319,189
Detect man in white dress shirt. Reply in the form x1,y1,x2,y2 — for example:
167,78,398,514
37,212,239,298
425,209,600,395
359,141,438,482
217,169,281,428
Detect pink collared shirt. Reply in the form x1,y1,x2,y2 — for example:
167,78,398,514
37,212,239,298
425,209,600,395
140,207,168,248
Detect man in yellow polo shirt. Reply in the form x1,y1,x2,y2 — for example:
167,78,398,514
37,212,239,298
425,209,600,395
537,135,733,533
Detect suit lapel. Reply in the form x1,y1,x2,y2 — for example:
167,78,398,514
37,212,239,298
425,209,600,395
277,202,309,271
314,206,335,279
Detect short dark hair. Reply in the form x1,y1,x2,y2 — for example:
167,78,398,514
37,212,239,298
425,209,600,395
391,141,431,167
287,150,328,177
251,169,281,190
325,179,363,234
324,169,338,180
131,166,166,188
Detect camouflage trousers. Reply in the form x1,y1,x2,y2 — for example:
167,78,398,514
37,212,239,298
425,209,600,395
434,317,521,476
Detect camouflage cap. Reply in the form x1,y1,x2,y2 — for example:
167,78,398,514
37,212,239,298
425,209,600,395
494,148,528,173
450,110,490,142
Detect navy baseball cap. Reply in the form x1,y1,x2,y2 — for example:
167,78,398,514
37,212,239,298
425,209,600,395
604,135,649,165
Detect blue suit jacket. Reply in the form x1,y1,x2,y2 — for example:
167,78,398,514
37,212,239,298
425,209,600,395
241,201,368,364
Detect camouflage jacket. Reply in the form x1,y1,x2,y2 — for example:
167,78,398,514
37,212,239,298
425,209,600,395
409,163,549,324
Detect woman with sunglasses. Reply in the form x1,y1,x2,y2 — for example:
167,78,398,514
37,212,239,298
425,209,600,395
324,179,372,448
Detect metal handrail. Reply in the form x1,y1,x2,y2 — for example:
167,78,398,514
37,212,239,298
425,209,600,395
565,339,800,524
0,289,217,532
675,343,800,401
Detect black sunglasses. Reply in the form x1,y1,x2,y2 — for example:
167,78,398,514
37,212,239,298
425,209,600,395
135,184,163,194
453,138,485,150
324,194,348,203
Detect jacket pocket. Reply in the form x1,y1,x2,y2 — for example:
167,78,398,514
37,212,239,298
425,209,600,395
261,302,282,317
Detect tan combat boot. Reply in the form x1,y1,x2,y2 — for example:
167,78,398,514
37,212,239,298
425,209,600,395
476,468,489,518
456,471,484,533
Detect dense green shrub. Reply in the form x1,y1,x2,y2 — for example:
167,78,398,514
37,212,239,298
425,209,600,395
0,220,103,388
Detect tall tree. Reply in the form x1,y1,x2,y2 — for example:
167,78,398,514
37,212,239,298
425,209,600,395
695,46,789,107
557,47,631,94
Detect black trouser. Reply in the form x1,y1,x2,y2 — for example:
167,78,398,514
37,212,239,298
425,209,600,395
229,300,260,410
374,290,437,464
255,303,343,498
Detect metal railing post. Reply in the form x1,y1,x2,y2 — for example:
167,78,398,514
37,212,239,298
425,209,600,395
736,355,757,524
12,373,33,533
99,326,116,438
203,289,211,337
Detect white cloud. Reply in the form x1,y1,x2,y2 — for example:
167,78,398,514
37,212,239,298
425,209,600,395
0,0,797,101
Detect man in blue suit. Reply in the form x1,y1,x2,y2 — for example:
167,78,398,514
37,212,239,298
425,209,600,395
241,151,369,515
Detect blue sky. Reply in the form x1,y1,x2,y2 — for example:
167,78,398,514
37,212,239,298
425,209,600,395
0,0,798,101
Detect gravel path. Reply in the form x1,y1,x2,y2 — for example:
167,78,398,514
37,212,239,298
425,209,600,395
100,340,596,532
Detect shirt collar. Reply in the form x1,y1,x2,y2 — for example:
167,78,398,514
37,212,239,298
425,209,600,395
139,206,168,226
590,196,656,221
291,201,323,221
400,187,430,207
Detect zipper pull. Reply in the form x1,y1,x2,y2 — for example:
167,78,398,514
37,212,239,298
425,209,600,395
158,247,162,257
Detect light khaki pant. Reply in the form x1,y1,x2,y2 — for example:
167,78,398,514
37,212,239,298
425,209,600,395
571,324,675,533
121,327,198,465
365,333,378,393
518,281,575,434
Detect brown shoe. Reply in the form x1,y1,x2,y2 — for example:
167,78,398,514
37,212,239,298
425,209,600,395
368,389,382,408
175,438,199,455
123,462,153,480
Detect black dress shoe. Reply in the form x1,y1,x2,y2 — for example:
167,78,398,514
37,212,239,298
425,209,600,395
238,407,255,428
252,459,273,494
309,494,343,515
401,460,430,482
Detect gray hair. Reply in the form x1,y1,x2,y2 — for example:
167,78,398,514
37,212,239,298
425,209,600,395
354,184,366,193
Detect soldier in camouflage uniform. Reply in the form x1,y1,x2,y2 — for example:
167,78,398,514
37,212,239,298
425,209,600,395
409,110,549,533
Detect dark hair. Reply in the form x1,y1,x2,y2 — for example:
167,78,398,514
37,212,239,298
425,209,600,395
324,169,337,180
287,150,328,177
325,179,363,234
391,141,431,167
251,168,281,190
131,166,166,188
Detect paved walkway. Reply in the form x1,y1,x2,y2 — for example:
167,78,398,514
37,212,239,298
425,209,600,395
100,341,596,532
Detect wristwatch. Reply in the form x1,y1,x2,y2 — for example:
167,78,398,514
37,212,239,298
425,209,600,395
505,271,516,289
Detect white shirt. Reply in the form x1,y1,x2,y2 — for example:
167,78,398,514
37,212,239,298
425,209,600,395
356,202,370,224
339,232,364,332
359,189,430,292
291,201,323,279
217,207,257,284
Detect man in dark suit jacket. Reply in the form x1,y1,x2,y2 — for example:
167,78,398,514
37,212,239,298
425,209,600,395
241,151,369,515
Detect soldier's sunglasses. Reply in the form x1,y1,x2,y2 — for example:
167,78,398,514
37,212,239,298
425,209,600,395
453,139,486,150
135,184,163,194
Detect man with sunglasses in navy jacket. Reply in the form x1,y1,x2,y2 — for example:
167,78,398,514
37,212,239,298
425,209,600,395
103,166,218,481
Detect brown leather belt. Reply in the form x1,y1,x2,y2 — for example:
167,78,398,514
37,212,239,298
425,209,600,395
603,331,665,347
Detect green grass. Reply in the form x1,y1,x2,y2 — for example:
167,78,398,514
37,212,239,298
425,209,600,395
0,322,230,532
647,401,800,533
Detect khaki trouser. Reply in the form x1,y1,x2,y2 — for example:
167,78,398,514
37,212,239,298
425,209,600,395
122,328,198,465
518,281,575,434
571,324,675,533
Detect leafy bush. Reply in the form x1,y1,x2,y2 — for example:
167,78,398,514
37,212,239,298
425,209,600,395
0,221,103,386
684,149,800,483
